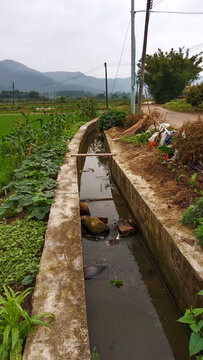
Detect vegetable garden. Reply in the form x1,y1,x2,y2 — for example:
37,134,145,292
0,99,95,358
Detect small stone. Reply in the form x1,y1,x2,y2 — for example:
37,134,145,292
117,218,135,236
83,217,110,235
80,201,90,215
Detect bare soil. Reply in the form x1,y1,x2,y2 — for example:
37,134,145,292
107,127,203,211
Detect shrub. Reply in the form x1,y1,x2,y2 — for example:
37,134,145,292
185,83,203,107
97,110,126,130
163,99,197,113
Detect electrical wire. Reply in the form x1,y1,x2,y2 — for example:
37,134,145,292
111,18,131,94
135,10,203,15
188,43,203,53
153,0,165,8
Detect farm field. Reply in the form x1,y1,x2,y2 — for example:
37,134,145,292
0,113,44,140
0,99,95,360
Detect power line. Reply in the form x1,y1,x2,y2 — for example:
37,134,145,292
189,43,203,52
111,18,131,94
135,10,203,15
153,0,165,8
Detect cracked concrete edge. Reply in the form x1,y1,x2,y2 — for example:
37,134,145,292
23,118,98,360
104,131,203,312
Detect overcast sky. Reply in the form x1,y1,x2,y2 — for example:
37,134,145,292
0,0,202,79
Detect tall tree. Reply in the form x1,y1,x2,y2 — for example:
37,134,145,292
138,48,202,104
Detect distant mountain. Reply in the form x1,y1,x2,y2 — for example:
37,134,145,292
0,59,62,92
0,59,131,94
45,71,131,94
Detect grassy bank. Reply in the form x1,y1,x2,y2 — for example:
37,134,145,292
163,98,203,113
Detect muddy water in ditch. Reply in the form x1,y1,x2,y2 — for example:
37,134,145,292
80,135,189,360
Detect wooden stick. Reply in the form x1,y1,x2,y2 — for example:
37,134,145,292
71,153,116,157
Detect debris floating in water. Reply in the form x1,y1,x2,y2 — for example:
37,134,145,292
106,234,120,246
84,264,106,279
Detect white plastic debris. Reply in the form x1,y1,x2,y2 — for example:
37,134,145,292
148,132,159,143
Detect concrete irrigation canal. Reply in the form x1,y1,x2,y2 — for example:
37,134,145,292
23,119,203,360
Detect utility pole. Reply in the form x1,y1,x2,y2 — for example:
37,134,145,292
138,0,153,113
12,81,15,108
131,0,135,114
104,62,109,110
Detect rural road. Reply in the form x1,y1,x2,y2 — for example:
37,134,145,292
142,104,202,129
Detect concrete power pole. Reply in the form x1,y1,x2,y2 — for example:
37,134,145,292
104,62,109,110
138,0,153,113
131,0,135,114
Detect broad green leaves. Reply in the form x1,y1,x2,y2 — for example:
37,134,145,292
0,140,67,220
98,110,126,131
177,290,203,358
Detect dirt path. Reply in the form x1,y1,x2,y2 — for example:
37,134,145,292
142,104,202,129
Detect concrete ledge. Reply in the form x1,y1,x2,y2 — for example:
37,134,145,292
23,118,97,360
104,131,203,313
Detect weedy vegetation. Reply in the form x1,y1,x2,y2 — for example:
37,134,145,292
182,195,203,247
0,286,55,360
122,130,155,146
177,290,203,359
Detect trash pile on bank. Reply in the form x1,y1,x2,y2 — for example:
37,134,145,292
122,112,203,171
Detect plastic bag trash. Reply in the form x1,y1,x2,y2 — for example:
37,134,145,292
159,130,169,146
159,123,170,132
165,130,176,145
182,129,186,138
148,132,159,143
170,149,178,161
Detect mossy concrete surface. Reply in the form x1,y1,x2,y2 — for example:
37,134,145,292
104,131,203,313
23,118,97,360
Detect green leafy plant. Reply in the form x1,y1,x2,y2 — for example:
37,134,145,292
0,140,67,219
190,173,198,193
0,220,45,291
122,130,155,146
176,173,186,181
98,110,126,130
110,280,123,288
177,290,203,359
158,144,174,155
21,262,39,286
0,285,55,360
91,347,100,360
182,196,203,247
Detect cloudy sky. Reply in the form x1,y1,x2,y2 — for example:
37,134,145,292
0,0,202,78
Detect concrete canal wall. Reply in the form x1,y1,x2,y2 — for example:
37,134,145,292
23,118,97,360
104,131,203,313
